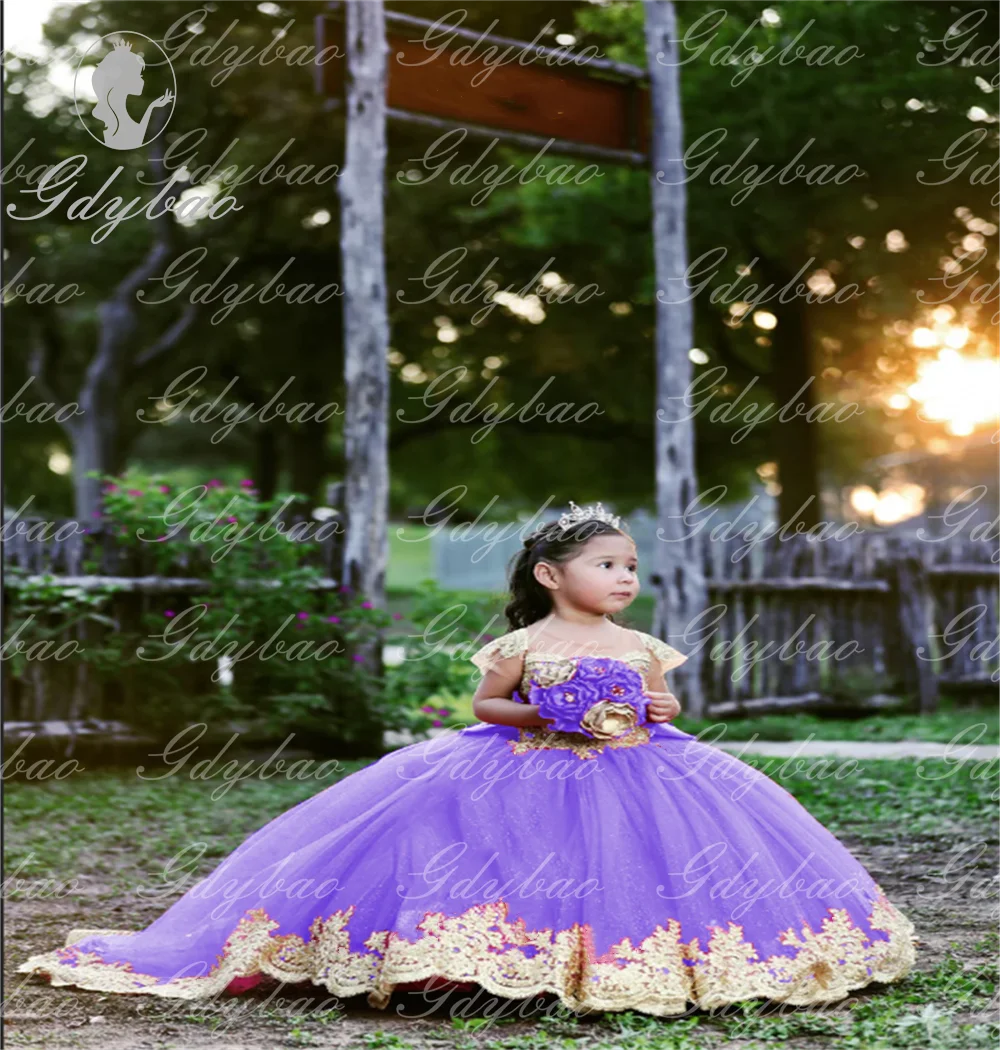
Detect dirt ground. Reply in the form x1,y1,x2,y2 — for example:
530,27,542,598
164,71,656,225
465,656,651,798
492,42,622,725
5,829,996,1050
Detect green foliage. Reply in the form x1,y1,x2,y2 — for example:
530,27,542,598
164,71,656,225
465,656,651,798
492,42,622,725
5,576,122,680
379,580,500,735
11,468,402,744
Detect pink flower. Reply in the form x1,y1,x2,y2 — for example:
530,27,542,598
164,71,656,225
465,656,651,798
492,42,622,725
158,485,170,493
420,705,435,713
437,708,450,717
432,719,443,727
297,612,309,620
326,615,340,623
240,479,255,488
207,479,223,488
104,484,118,493
227,516,238,524
392,612,403,620
352,654,365,662
164,610,175,618
127,489,144,497
361,601,373,609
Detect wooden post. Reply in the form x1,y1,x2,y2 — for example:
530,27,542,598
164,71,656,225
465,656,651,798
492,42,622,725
878,537,939,714
338,0,390,754
643,0,706,717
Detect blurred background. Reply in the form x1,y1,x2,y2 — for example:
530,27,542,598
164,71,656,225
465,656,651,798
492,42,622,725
3,0,998,762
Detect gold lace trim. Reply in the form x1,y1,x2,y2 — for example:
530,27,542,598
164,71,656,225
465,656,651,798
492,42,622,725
508,724,652,760
469,629,688,682
18,890,917,1015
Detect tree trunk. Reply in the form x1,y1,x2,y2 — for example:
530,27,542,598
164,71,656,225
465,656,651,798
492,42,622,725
30,114,196,524
338,0,390,755
643,0,707,717
754,254,821,529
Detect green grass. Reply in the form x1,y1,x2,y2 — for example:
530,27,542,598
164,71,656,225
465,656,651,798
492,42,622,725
387,525,435,591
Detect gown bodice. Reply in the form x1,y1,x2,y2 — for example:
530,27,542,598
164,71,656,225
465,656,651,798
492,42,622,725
469,628,689,760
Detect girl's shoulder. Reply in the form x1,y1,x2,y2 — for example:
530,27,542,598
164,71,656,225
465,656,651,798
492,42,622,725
468,627,530,674
627,629,689,673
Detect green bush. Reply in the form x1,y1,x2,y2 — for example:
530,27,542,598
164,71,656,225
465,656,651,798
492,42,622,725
10,470,404,747
379,580,502,736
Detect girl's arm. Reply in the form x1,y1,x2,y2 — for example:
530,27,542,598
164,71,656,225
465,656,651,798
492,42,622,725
471,655,551,728
644,656,681,721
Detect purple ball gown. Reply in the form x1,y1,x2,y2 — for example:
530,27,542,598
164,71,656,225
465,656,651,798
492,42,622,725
18,627,917,1016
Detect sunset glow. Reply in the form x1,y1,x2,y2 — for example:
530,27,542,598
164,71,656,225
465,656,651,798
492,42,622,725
906,348,1000,437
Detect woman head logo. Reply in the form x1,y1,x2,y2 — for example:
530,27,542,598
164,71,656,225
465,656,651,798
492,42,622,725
76,33,176,151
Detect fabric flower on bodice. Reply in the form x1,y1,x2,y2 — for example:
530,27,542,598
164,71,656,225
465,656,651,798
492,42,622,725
518,657,648,739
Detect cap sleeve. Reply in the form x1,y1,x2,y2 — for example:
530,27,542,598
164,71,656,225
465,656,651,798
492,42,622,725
639,632,688,673
469,628,527,675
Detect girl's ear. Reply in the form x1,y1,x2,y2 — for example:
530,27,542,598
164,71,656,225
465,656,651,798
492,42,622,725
532,560,557,591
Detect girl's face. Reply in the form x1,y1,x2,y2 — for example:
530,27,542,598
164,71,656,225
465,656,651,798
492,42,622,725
537,533,640,615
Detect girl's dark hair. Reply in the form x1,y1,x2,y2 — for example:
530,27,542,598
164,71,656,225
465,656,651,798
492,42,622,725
503,515,633,630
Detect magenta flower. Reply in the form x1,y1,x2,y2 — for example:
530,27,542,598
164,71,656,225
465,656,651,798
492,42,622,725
361,600,373,609
297,612,309,620
420,705,435,713
164,610,175,618
227,516,238,524
437,708,450,717
207,479,223,488
432,719,443,727
392,612,403,620
240,479,255,488
326,615,340,623
352,654,365,662
158,485,170,493
127,489,144,497
104,484,118,493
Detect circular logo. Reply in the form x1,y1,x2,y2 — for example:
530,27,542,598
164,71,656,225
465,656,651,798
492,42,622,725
74,32,176,151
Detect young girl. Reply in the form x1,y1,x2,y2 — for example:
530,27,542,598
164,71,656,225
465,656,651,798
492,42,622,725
18,502,916,1016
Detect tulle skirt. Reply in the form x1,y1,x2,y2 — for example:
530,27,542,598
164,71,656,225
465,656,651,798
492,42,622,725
18,719,916,1016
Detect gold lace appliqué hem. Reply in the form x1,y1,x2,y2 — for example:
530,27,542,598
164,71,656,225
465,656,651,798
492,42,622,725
508,725,652,760
17,891,917,1016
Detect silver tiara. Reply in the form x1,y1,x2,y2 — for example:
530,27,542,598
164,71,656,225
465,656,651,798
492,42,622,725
557,500,621,531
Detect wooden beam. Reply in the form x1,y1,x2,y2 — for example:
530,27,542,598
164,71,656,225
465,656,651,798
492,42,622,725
3,576,341,592
316,6,650,158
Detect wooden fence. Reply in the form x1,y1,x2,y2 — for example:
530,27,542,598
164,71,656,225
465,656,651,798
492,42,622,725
3,523,997,731
695,530,997,716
